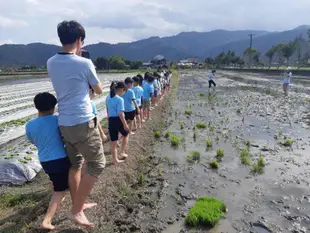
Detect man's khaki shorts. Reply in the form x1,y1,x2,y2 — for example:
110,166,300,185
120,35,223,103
143,100,150,109
59,118,105,177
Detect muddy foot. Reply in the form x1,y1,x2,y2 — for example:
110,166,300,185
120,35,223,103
68,212,94,228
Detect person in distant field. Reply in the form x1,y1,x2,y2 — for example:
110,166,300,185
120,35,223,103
143,76,154,120
132,76,144,129
26,93,71,231
122,77,139,134
106,81,129,165
283,67,292,96
89,86,107,142
208,69,216,88
47,20,105,228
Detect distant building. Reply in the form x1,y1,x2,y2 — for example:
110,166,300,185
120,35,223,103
152,55,166,66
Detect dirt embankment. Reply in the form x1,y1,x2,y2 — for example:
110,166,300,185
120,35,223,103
0,72,179,233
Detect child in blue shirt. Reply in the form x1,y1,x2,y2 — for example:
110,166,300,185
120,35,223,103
121,77,139,135
106,81,129,165
142,76,154,120
89,87,107,142
132,76,144,129
25,92,71,230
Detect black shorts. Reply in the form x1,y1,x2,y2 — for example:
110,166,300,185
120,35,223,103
209,80,216,88
108,117,129,141
125,110,136,121
41,157,71,192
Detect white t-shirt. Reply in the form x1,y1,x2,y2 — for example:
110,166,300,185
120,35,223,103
47,53,100,126
283,72,292,84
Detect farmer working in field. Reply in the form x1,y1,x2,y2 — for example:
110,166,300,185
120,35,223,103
47,20,105,228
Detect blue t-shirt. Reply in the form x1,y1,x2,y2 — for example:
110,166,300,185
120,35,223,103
209,72,214,80
25,115,67,162
132,86,144,107
153,80,158,90
47,54,100,126
91,101,97,115
143,82,153,101
121,89,136,112
106,94,125,117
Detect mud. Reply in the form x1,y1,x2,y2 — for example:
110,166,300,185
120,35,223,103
155,70,310,233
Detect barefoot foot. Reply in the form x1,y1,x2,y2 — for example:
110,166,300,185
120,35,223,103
40,222,56,231
113,159,125,166
83,203,97,210
68,212,94,228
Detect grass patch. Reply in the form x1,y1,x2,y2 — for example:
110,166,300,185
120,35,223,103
24,156,32,161
216,149,224,161
240,146,251,166
154,131,161,139
0,193,35,208
180,122,185,129
186,151,201,164
252,157,265,174
193,130,198,141
281,138,294,147
185,196,226,227
185,110,193,115
199,92,205,98
209,160,219,169
18,159,27,164
165,130,171,138
171,135,180,147
196,122,207,129
138,173,145,186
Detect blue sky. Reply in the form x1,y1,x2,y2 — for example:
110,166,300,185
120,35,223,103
0,0,310,45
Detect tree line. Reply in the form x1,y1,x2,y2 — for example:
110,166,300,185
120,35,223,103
205,29,310,69
94,56,143,70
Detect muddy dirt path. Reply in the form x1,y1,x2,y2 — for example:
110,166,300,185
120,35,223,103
154,71,310,233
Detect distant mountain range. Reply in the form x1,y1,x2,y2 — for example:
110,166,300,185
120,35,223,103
0,25,309,67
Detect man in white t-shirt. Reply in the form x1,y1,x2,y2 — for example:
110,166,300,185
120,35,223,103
47,20,104,228
283,67,292,95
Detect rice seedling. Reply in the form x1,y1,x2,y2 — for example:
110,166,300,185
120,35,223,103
171,135,180,147
252,157,265,174
196,122,207,129
185,110,193,115
205,140,213,148
216,149,224,161
186,151,201,164
154,131,161,139
185,196,226,227
209,160,219,169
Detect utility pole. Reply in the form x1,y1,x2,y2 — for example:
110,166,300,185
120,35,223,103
248,33,255,49
248,33,255,68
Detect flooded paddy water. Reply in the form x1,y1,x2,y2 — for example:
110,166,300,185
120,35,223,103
155,70,310,233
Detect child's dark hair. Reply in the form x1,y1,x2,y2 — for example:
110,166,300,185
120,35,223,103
147,76,155,83
124,77,134,85
212,69,216,73
137,74,143,85
110,81,126,98
34,92,57,112
144,72,150,80
57,20,85,45
132,76,140,84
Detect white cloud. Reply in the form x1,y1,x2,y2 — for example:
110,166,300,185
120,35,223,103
0,16,28,28
0,0,310,45
0,39,14,44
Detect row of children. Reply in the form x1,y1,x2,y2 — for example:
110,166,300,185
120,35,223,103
105,71,172,165
25,70,171,230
